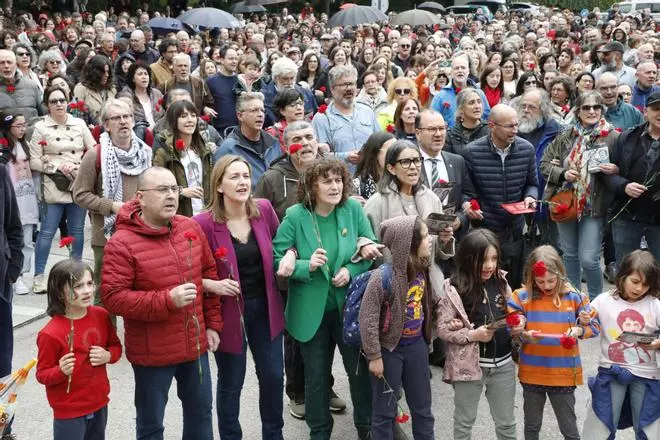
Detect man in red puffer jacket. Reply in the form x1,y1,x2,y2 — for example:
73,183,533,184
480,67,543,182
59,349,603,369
101,166,223,440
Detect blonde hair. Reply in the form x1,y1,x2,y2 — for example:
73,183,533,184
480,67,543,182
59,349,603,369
386,77,418,103
206,155,260,223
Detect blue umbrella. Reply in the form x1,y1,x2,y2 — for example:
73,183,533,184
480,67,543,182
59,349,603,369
147,17,186,35
178,8,243,29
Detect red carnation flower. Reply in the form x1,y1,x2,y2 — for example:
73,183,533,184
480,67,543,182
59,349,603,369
600,130,609,137
319,86,327,93
6,85,15,93
288,143,303,155
443,102,450,108
215,247,228,259
386,124,395,133
561,105,570,113
0,138,8,147
184,231,197,241
396,413,410,423
317,104,328,114
555,203,569,214
505,313,521,327
38,139,48,146
200,115,211,123
560,335,577,349
59,236,75,248
437,179,448,184
615,127,622,132
530,63,536,69
175,139,186,151
469,199,480,210
77,100,85,107
157,98,164,106
532,261,548,277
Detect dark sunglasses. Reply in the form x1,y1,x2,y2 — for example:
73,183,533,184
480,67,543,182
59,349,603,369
400,44,411,48
580,104,602,112
524,79,537,85
395,88,412,95
48,98,68,105
15,51,30,57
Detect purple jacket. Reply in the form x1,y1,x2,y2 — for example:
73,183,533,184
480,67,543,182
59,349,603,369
193,199,285,354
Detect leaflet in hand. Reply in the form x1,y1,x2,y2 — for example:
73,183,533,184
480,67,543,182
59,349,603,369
584,144,610,173
426,212,457,235
616,331,657,344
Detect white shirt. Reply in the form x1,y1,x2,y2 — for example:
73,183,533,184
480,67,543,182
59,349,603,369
180,148,204,216
420,149,449,205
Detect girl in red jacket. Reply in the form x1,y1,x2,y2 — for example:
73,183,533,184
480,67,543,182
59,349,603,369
36,259,122,440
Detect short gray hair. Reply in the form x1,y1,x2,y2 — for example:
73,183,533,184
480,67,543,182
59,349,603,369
100,99,133,123
328,64,358,88
283,120,313,144
172,53,191,65
271,57,298,79
167,88,192,106
236,92,265,112
38,50,63,71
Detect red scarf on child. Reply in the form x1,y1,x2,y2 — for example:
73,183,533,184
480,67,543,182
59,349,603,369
484,86,502,108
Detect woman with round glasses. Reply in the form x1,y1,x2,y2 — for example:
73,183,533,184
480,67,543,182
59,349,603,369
500,57,519,101
376,77,418,131
540,91,620,300
29,86,96,294
265,88,306,147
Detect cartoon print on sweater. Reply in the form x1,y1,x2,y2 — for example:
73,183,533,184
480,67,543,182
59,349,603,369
401,274,425,340
608,308,652,364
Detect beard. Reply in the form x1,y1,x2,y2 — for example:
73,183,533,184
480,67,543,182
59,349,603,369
604,58,618,71
338,95,355,107
518,113,544,133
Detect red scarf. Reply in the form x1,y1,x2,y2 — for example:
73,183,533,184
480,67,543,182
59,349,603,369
484,86,502,109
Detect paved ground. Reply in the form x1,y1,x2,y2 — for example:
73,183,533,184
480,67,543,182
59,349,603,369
9,226,636,439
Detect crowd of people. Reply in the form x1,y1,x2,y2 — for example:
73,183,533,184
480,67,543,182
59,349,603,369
0,2,660,440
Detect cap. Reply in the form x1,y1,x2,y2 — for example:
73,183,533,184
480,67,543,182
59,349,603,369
320,33,333,40
74,39,94,49
597,41,625,53
648,90,660,107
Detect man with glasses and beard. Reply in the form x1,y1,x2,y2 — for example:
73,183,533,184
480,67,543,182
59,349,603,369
515,89,564,249
592,41,636,88
312,65,379,173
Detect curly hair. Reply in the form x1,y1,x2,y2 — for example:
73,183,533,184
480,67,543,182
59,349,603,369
298,158,351,209
81,55,114,91
126,63,153,95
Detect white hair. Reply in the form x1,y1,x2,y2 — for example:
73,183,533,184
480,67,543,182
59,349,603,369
271,57,299,79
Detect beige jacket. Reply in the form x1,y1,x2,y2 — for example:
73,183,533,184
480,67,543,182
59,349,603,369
73,83,116,123
29,114,96,204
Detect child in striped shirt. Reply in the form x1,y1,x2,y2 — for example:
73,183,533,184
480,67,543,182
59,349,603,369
508,245,600,440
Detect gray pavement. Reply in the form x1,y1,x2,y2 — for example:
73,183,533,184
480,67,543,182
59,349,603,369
9,227,636,439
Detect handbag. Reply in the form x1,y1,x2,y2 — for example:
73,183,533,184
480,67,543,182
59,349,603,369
47,171,73,192
549,189,577,223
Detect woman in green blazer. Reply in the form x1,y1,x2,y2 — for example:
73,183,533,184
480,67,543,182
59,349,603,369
273,158,379,440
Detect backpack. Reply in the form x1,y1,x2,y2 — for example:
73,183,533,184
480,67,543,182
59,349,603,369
343,264,394,347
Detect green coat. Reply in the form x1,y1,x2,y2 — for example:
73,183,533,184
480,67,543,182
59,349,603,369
273,198,376,343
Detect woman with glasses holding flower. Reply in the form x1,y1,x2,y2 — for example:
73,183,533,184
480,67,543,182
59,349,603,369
193,154,292,440
273,157,381,440
540,91,620,300
153,100,213,217
29,86,96,294
376,77,418,131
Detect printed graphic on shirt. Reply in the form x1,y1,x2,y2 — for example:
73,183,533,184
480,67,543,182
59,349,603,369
607,308,652,365
401,274,425,341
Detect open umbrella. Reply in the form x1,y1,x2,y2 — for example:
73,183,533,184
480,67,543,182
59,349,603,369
178,8,242,29
391,9,441,26
327,5,387,28
339,3,357,9
418,1,446,12
243,0,288,5
147,17,186,35
230,1,267,14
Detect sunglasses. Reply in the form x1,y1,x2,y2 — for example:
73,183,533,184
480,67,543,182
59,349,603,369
48,98,68,105
395,88,412,95
16,52,30,57
580,104,601,112
400,44,411,48
524,79,537,86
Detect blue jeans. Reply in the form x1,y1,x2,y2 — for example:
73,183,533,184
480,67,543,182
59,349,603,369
53,405,107,440
131,353,213,440
612,219,660,266
556,216,604,300
370,338,434,440
35,202,86,274
610,379,646,439
0,280,13,434
213,296,284,440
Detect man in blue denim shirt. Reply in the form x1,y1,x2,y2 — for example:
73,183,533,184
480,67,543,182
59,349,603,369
312,65,380,173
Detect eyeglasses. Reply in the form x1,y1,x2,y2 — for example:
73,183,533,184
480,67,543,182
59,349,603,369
11,123,26,130
336,81,356,88
400,44,411,48
15,52,30,57
395,88,412,95
47,60,61,65
48,98,68,105
106,114,133,122
394,157,422,169
418,126,447,133
580,104,602,112
286,100,304,108
138,185,182,195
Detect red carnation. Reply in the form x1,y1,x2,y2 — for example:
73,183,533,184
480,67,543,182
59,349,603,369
38,139,48,146
469,199,480,210
560,335,577,349
437,179,448,184
530,63,536,69
532,261,548,277
386,124,395,133
175,139,186,151
200,115,211,123
0,138,8,147
77,100,85,108
288,143,303,155
319,86,327,93
561,105,570,113
443,102,450,108
555,203,569,214
505,313,521,327
6,85,15,93
317,104,328,114
396,413,410,423
215,247,228,259
59,236,75,248
615,127,622,132
184,231,197,241
600,130,609,137
157,98,164,106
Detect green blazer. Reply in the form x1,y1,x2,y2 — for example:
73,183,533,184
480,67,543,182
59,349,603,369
273,198,376,343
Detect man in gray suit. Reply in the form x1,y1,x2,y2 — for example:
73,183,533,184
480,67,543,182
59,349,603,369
415,109,476,237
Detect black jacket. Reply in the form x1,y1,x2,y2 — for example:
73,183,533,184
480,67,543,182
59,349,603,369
0,164,24,299
444,122,490,156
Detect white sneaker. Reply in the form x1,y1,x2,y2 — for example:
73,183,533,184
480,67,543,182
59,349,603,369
33,274,47,294
14,277,30,295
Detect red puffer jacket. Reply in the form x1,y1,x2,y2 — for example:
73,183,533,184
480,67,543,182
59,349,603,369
101,198,223,367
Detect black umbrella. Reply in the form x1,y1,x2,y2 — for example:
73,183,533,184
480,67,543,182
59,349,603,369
391,9,441,26
147,17,186,35
178,8,242,29
418,1,446,12
327,5,387,28
243,0,289,5
230,1,267,14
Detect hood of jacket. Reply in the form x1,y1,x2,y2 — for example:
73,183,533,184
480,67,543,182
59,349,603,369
115,53,136,77
115,197,174,237
269,154,299,180
380,215,417,276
